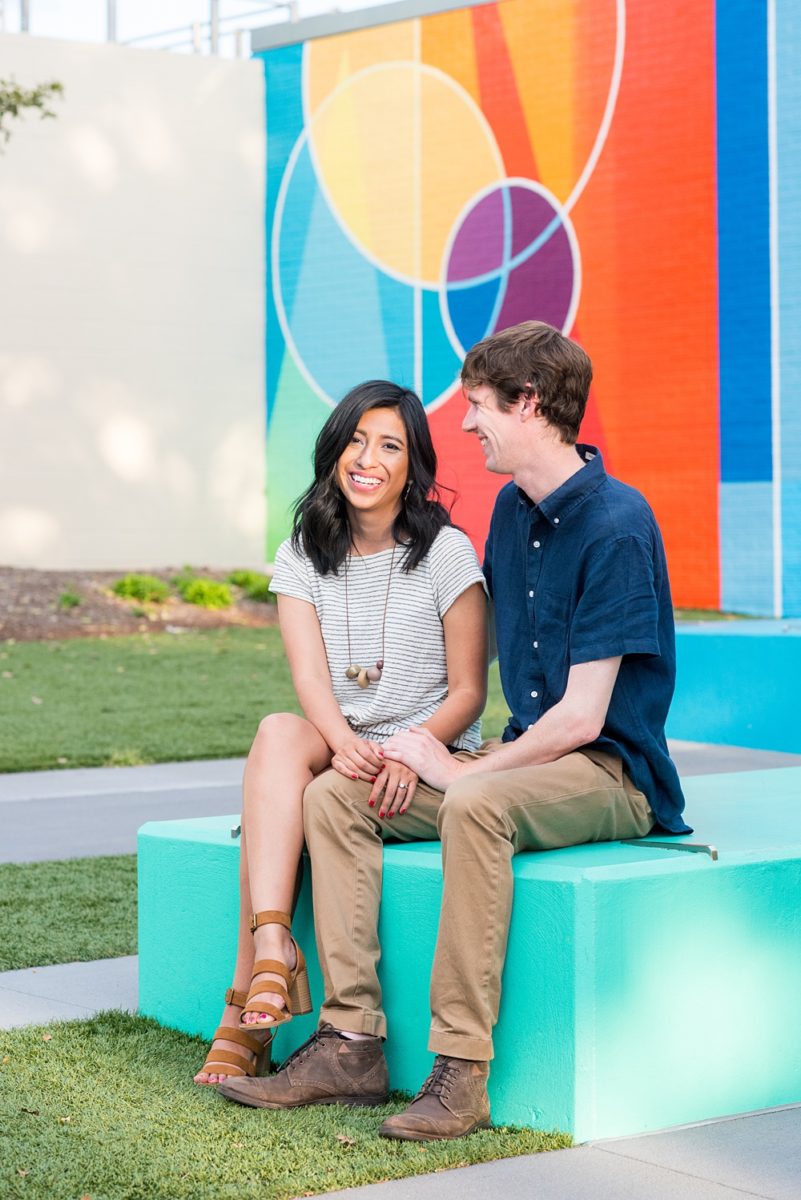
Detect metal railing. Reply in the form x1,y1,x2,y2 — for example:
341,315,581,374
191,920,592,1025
121,4,297,56
1,1,301,54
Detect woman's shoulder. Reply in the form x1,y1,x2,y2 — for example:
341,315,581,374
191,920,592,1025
428,524,481,565
273,537,304,566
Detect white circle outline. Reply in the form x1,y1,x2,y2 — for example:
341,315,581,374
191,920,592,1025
429,177,583,415
271,0,624,409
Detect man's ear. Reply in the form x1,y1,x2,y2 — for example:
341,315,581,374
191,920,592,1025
518,388,540,420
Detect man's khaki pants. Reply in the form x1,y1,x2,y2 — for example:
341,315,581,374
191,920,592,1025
302,746,653,1061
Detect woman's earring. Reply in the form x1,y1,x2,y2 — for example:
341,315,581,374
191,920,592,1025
404,481,412,500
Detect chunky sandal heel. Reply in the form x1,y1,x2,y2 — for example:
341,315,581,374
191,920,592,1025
241,910,312,1029
195,986,272,1086
289,961,313,1016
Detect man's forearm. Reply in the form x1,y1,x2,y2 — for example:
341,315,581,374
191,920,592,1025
464,700,600,776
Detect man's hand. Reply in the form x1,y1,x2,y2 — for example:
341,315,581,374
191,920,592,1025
381,727,465,792
332,736,384,783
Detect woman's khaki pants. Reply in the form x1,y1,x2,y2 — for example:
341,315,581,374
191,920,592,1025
302,746,653,1062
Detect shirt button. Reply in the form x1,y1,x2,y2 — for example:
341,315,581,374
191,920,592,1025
530,690,538,698
528,590,534,598
533,641,539,649
554,517,560,524
528,723,534,730
532,540,541,549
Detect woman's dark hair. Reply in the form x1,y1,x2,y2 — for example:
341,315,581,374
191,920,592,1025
291,380,452,575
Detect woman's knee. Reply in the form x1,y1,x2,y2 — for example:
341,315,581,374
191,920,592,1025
251,711,313,752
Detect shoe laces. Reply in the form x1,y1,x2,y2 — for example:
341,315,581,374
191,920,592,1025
416,1056,460,1101
277,1023,339,1072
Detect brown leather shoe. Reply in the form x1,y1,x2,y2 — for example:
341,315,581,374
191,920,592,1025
379,1055,490,1141
217,1023,389,1109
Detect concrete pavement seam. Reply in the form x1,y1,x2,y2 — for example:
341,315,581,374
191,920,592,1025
591,1145,776,1199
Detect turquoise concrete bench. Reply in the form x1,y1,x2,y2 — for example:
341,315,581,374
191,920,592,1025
670,620,801,752
138,766,801,1141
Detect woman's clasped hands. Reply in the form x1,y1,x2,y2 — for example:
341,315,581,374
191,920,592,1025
331,735,418,818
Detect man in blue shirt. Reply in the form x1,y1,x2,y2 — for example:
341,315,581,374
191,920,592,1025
219,321,688,1142
377,321,689,1138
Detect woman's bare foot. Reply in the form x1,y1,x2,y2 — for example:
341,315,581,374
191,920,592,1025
241,926,298,1026
194,997,269,1085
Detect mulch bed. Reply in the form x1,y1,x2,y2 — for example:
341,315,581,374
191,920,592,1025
0,567,278,642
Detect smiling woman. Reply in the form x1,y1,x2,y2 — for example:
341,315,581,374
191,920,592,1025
336,407,408,520
192,379,488,1090
294,380,450,575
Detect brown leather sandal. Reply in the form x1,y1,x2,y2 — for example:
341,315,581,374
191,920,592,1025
240,910,312,1029
195,987,272,1085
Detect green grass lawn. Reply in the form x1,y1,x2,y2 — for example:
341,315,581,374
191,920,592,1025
0,856,136,971
0,1013,570,1200
0,629,509,773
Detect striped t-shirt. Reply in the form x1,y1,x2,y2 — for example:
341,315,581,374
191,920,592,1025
269,526,486,749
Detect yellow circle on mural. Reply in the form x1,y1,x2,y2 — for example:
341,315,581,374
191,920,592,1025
306,62,504,286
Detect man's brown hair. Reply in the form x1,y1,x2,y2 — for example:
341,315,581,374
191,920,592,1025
461,320,593,445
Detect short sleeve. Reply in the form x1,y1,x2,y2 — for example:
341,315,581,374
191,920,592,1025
269,539,314,604
569,536,660,665
428,528,487,618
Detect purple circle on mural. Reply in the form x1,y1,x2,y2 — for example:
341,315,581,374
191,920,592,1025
444,183,577,352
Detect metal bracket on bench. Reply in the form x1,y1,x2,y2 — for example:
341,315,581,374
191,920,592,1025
619,839,719,861
231,823,241,839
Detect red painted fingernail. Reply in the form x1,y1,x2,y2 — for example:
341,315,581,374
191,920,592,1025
378,750,384,756
370,777,377,782
379,812,385,818
351,774,358,780
368,801,375,807
388,812,394,819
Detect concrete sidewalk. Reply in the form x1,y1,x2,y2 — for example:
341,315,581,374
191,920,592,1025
0,757,245,863
323,1106,801,1200
4,741,801,864
0,956,137,1028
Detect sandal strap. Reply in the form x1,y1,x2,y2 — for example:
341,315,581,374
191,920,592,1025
244,981,290,1009
250,910,291,933
202,1048,255,1075
251,958,292,984
224,987,248,1008
241,1001,291,1023
211,1025,266,1054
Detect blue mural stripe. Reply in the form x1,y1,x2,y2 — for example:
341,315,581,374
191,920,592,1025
375,271,415,390
422,287,462,404
716,1,771,485
256,45,305,423
776,0,801,614
719,482,775,615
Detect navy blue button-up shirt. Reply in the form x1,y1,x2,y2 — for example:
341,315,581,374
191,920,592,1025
484,445,689,834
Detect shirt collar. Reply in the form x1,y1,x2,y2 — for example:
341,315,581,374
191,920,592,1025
516,444,606,527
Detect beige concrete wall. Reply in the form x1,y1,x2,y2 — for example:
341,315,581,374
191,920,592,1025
0,33,265,569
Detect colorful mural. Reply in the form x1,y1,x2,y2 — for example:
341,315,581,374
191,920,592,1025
256,0,801,616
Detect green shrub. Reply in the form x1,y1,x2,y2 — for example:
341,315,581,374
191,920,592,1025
180,578,232,609
57,589,81,610
228,569,276,604
246,576,275,603
227,568,261,589
171,564,198,594
111,574,170,604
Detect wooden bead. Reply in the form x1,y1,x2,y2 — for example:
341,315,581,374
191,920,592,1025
345,664,360,679
357,668,370,689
